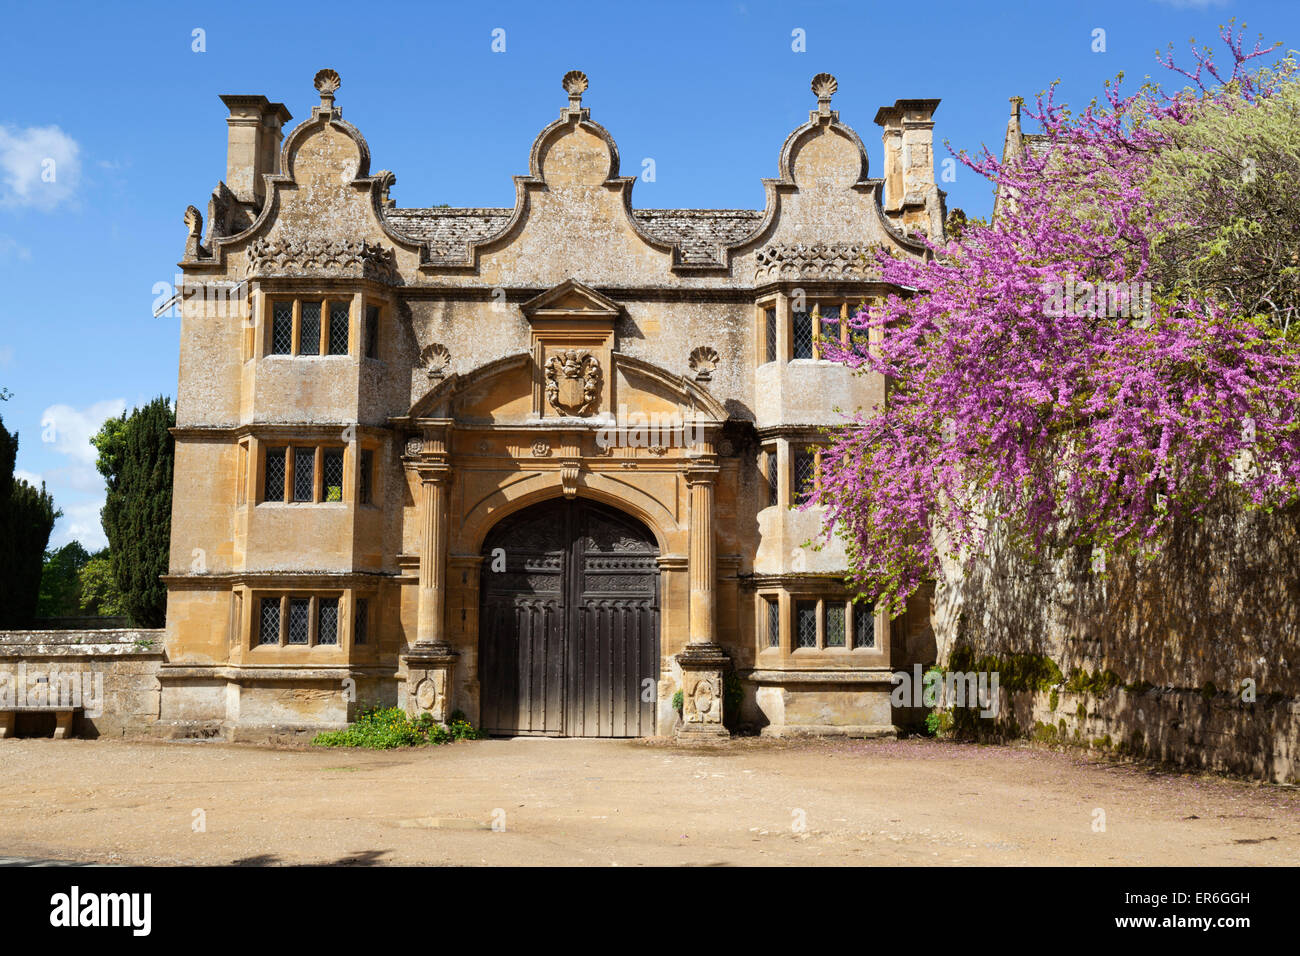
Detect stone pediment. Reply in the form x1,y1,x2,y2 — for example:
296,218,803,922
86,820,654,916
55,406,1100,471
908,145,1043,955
521,278,621,324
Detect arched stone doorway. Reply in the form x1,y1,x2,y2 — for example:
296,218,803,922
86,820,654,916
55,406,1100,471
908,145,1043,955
478,497,661,737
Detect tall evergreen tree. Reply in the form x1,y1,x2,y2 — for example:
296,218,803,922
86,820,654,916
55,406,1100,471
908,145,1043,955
0,414,59,627
94,397,175,627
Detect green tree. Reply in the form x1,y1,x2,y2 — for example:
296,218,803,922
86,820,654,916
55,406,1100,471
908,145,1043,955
93,397,175,627
78,549,127,617
36,541,90,618
0,415,59,627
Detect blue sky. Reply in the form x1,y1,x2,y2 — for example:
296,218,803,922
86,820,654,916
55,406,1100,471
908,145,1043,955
0,0,1295,549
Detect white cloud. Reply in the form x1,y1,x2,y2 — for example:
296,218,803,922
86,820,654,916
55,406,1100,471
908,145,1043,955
13,468,42,488
0,124,81,209
49,500,107,552
39,398,126,465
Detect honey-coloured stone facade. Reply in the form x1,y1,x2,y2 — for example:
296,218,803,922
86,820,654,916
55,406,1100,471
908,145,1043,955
162,68,945,739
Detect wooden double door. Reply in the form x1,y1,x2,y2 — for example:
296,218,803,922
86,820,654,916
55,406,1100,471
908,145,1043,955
478,498,660,737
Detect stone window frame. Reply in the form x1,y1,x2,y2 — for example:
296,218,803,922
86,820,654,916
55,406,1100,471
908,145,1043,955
263,295,354,358
756,294,879,365
252,591,349,649
259,442,351,505
757,592,877,655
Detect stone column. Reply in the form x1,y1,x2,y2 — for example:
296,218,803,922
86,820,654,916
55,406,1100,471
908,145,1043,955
415,463,450,647
678,448,730,738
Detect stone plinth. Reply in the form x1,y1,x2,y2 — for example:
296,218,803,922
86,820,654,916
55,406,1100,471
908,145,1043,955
676,643,730,738
403,643,458,724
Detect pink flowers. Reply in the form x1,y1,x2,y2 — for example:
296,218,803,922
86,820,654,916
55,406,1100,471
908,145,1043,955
813,26,1300,614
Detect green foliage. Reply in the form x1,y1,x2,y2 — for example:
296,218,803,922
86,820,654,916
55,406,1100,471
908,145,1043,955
95,398,174,627
0,415,59,627
671,689,683,712
312,705,485,749
1146,59,1300,335
36,541,90,617
924,708,953,737
1049,687,1059,712
78,550,127,617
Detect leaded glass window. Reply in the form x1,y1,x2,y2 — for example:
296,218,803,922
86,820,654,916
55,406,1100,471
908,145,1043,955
766,597,780,648
819,304,842,345
825,603,846,647
765,307,777,363
794,450,817,503
299,301,321,355
854,601,876,649
317,598,339,645
796,601,818,648
323,448,344,502
293,447,315,502
287,598,311,644
264,447,286,502
259,598,281,645
766,449,778,508
328,302,349,355
271,302,293,354
354,598,369,645
792,310,814,359
358,449,373,505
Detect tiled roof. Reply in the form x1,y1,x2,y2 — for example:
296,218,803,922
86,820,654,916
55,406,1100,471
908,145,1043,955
382,206,765,267
631,209,765,265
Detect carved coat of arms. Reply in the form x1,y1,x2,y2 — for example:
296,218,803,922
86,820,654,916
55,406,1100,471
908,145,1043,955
544,349,601,416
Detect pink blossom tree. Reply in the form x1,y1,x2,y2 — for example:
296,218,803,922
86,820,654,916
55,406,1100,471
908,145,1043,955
813,25,1300,616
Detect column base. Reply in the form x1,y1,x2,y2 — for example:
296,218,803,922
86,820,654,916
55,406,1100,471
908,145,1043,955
676,643,731,738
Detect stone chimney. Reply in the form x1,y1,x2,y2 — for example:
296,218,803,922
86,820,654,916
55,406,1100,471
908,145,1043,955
218,94,292,208
874,98,942,239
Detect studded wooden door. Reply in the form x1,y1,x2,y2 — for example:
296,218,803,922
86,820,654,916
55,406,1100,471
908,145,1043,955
479,499,660,737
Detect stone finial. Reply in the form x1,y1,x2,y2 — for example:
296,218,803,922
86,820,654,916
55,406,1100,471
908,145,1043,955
811,72,837,113
376,169,397,207
1009,95,1023,118
314,68,341,109
562,70,588,109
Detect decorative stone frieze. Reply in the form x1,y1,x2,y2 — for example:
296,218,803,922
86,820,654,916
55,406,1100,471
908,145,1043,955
753,243,877,283
244,236,399,284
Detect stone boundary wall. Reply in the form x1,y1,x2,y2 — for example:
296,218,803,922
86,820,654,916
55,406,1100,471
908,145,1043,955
922,497,1300,784
0,630,165,738
1001,685,1300,784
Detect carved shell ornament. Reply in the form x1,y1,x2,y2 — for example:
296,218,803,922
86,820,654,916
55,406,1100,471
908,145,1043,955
811,72,838,100
314,68,341,109
689,346,719,382
421,343,451,379
562,70,588,107
544,349,602,416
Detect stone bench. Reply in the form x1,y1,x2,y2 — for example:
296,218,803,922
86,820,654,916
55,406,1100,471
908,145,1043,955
0,706,80,739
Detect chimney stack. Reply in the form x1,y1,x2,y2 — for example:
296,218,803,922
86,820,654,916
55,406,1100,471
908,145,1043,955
219,95,292,208
874,98,942,239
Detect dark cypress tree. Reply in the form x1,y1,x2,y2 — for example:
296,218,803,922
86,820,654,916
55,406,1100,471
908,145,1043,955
0,415,59,627
97,397,174,627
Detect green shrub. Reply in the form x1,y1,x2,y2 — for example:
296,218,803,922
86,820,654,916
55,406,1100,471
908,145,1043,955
313,705,484,749
671,689,683,712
